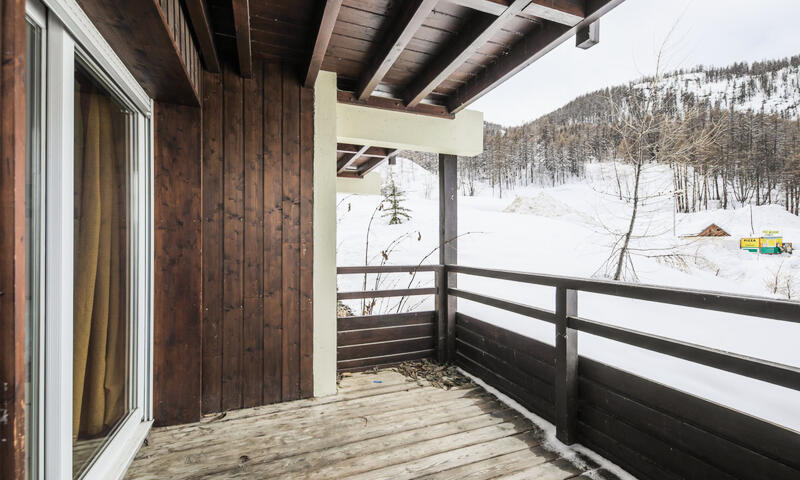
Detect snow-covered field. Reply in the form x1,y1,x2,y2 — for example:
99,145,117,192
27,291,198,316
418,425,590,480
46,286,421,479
336,158,800,432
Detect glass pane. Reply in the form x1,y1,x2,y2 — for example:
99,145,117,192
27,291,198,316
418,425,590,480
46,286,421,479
24,17,42,480
72,61,132,477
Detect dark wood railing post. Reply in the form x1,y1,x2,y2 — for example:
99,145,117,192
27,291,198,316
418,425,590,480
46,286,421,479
435,267,447,363
555,286,578,444
439,153,458,362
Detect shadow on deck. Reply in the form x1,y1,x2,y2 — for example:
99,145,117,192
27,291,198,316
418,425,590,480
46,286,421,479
126,369,614,479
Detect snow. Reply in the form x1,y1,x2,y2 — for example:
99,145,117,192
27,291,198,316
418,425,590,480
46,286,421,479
336,157,800,433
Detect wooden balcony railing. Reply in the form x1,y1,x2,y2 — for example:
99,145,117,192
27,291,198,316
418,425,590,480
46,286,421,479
337,263,800,480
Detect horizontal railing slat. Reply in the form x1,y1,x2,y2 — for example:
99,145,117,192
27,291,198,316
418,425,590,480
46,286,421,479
569,316,800,391
337,265,441,274
448,288,556,323
338,311,435,331
337,287,437,300
450,265,800,324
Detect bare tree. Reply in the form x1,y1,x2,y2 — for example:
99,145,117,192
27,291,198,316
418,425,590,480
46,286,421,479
597,31,722,281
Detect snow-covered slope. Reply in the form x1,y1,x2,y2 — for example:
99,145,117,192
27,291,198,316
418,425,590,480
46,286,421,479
633,64,800,118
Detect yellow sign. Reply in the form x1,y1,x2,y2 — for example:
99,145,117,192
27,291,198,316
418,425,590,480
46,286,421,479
762,230,780,236
740,238,759,248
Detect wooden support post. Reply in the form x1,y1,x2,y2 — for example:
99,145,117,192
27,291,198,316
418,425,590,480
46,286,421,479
555,286,578,444
439,154,458,362
435,269,446,363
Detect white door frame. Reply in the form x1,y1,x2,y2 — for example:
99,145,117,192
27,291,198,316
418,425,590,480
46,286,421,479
32,0,155,478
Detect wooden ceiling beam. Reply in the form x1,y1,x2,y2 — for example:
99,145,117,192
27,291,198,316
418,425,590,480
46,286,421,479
356,0,439,100
445,0,510,15
306,0,344,87
447,0,623,114
404,0,530,108
447,0,586,26
337,145,371,174
232,0,252,77
184,0,220,73
338,90,454,119
524,0,585,26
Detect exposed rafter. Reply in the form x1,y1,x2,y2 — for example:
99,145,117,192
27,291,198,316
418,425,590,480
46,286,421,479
336,144,399,178
359,150,399,176
357,0,439,100
447,0,624,113
337,144,397,158
404,0,530,108
232,0,252,77
524,0,584,26
337,145,371,174
184,0,220,73
446,0,585,26
306,0,344,87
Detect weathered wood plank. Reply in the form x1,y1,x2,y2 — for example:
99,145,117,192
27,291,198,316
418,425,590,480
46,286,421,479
299,84,314,398
345,431,543,480
229,409,523,478
262,60,284,404
242,60,264,408
221,66,245,411
416,445,561,480
201,71,224,413
281,64,302,401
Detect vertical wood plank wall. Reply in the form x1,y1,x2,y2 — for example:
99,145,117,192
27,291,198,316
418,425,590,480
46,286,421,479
153,102,203,426
201,60,314,414
0,0,27,476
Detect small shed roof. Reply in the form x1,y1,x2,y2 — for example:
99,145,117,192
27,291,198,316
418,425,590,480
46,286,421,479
695,223,730,237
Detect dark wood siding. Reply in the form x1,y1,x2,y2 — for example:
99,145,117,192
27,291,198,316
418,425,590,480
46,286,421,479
0,0,27,475
455,314,800,480
201,60,314,414
153,102,203,426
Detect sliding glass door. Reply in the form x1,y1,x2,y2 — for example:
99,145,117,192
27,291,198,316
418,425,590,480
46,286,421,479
25,1,153,478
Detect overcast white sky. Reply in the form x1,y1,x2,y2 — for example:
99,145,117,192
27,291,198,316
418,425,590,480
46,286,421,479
471,0,800,126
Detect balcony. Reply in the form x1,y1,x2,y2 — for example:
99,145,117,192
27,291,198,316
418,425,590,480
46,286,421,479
127,263,800,479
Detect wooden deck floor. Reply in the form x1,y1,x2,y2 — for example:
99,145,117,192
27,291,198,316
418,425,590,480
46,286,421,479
126,370,612,479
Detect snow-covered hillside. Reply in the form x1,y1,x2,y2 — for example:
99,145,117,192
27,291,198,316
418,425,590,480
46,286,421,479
337,157,800,433
633,63,800,118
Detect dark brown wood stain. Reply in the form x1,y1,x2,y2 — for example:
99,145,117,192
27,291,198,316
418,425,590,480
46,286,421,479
201,60,314,413
153,102,203,426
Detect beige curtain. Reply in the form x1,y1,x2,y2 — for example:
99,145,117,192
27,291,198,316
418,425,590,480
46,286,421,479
72,90,127,440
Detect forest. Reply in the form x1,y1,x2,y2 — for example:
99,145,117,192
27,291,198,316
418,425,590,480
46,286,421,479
403,54,800,216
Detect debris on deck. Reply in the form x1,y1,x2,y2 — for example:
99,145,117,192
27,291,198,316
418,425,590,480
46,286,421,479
391,359,474,389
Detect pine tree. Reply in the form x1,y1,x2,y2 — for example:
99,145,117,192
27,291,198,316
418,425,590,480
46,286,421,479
381,177,412,225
